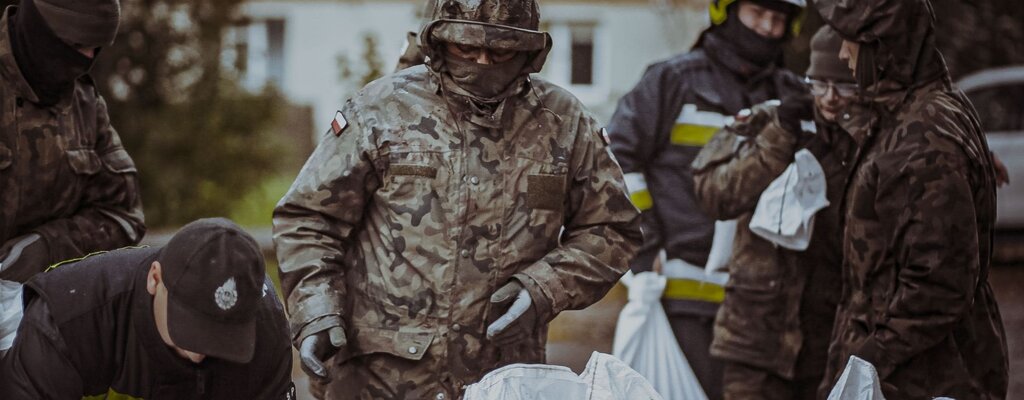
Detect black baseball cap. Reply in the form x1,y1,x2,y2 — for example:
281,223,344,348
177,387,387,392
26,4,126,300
159,218,264,364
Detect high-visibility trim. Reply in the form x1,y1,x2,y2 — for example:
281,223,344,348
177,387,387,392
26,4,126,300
45,246,150,273
83,389,142,400
671,104,730,146
663,278,725,303
671,124,720,146
623,172,653,211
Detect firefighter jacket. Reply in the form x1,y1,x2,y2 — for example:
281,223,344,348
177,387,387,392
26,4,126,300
273,65,642,397
607,44,805,271
692,102,853,380
815,0,1009,398
0,8,144,282
0,247,295,399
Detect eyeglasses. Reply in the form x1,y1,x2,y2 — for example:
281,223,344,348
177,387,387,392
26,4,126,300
804,77,859,98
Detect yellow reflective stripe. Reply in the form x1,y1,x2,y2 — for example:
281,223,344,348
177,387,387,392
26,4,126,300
46,246,150,273
83,388,143,400
671,124,719,146
672,104,729,146
663,278,725,303
623,172,652,210
630,191,653,211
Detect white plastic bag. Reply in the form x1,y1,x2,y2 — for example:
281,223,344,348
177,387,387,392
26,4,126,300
0,279,24,352
826,356,886,400
703,220,736,280
462,352,662,400
749,149,830,251
612,272,708,400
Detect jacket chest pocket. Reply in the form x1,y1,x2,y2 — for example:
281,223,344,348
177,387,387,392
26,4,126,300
376,146,452,220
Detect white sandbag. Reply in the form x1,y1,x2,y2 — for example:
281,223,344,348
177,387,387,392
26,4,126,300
613,272,708,400
826,356,886,400
0,279,24,352
462,352,661,400
463,363,589,400
704,220,736,276
749,149,829,251
580,352,663,400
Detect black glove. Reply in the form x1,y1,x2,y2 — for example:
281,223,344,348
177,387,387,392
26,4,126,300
298,326,346,382
0,233,49,282
777,94,816,135
485,280,538,346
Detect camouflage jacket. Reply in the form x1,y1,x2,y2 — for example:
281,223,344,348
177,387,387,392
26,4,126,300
274,66,641,390
815,0,1008,397
692,103,851,379
822,80,1008,399
0,8,144,282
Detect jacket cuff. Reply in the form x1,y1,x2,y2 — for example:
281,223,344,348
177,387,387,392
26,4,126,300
513,269,557,323
756,114,800,161
852,338,894,379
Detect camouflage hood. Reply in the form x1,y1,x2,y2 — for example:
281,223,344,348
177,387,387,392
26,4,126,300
419,0,552,75
815,0,947,97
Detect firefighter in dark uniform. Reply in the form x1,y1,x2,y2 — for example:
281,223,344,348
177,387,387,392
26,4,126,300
606,1,807,398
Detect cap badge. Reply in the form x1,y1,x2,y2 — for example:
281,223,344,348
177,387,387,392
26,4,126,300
215,278,239,311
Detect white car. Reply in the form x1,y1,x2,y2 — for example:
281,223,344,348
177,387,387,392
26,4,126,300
958,66,1024,229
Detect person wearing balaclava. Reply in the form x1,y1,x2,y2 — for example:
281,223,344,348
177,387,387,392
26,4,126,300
0,0,144,285
691,25,858,400
813,0,1008,398
605,1,807,398
273,0,642,399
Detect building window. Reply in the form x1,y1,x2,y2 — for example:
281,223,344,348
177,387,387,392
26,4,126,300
224,18,287,91
570,24,594,85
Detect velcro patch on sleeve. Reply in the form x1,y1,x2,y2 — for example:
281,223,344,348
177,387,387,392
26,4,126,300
331,111,349,136
527,174,566,211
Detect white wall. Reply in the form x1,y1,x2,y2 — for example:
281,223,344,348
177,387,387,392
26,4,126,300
238,1,708,137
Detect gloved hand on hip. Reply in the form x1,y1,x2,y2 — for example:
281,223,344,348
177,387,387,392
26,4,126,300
777,93,816,135
486,279,538,346
299,326,346,382
0,233,48,283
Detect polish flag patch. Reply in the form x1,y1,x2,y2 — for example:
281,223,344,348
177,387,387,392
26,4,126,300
331,111,348,136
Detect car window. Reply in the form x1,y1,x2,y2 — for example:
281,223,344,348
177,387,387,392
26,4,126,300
967,83,1024,132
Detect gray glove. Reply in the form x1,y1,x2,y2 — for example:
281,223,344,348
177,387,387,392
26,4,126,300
298,326,346,381
486,280,537,346
0,233,47,282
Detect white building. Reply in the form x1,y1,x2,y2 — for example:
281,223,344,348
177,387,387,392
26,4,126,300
231,0,709,138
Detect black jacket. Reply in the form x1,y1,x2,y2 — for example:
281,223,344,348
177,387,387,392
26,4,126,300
607,46,805,271
0,247,294,399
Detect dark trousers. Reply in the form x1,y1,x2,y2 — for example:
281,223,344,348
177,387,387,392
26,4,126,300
722,361,822,400
664,299,724,400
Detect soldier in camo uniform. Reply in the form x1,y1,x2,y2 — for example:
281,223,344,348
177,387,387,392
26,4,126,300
0,0,144,283
273,0,642,399
814,0,1009,398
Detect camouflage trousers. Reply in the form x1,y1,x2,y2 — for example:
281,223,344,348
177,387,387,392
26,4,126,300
722,361,821,400
310,346,460,400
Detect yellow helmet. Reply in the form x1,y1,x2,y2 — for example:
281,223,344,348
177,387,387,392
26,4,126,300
709,0,805,36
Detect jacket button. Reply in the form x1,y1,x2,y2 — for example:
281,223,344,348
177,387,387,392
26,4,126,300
408,346,418,354
469,176,480,185
452,324,461,332
435,393,446,400
460,249,470,258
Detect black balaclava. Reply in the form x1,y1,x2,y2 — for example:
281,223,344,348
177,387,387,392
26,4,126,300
9,0,94,106
443,51,530,101
716,6,785,67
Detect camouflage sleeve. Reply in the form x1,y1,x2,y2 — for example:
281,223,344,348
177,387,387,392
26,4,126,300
272,104,379,344
31,95,145,266
852,132,984,379
691,104,798,220
514,114,642,322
